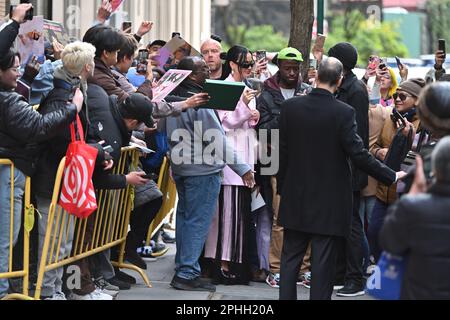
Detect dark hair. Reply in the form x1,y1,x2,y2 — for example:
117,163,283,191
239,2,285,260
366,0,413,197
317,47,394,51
147,40,166,50
118,34,138,62
0,49,20,71
221,45,252,80
318,58,343,86
83,25,125,58
177,56,203,72
152,68,165,79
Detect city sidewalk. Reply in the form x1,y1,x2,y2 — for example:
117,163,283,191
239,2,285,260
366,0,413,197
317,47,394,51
117,244,373,301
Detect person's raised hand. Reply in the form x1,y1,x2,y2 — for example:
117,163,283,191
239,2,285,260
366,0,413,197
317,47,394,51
97,0,113,24
435,50,446,70
52,40,65,61
136,21,154,38
11,3,33,24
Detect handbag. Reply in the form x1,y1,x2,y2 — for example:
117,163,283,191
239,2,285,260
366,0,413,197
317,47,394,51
59,114,98,219
367,252,407,300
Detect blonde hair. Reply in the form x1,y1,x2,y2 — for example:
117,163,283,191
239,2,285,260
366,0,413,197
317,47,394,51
61,41,96,76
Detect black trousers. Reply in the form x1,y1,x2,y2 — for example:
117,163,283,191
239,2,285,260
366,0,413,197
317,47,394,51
280,229,339,300
335,191,364,287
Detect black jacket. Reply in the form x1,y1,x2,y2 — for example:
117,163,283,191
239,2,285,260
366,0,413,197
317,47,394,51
0,88,77,176
336,71,370,191
34,79,104,198
277,88,396,237
380,183,450,300
0,20,20,56
257,73,311,132
87,84,130,190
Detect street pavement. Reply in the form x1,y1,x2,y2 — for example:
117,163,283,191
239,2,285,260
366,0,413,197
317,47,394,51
117,244,373,301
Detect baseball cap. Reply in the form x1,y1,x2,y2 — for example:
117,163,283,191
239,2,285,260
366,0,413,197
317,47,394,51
277,47,304,62
120,93,154,128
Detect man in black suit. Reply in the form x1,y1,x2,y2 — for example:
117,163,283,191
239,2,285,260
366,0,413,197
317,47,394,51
277,58,405,300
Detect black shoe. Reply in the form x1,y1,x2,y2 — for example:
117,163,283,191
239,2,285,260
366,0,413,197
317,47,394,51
336,282,366,297
115,270,137,285
106,276,132,291
125,249,148,270
162,231,176,244
170,275,216,292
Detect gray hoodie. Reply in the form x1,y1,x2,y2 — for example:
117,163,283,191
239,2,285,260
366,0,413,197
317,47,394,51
160,107,251,178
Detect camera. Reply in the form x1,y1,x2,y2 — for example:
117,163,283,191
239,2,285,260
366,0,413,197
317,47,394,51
10,4,34,22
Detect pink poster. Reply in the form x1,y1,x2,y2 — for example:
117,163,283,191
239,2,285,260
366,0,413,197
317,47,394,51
152,70,192,102
110,0,124,12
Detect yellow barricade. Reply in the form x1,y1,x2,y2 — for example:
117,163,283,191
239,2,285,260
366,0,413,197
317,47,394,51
0,160,34,300
34,147,151,300
145,157,178,246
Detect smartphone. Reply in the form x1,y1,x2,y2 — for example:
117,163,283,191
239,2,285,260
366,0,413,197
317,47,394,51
310,58,318,69
138,49,149,61
256,50,267,62
391,108,407,127
142,173,158,180
395,56,402,69
122,21,132,34
439,39,446,57
10,4,34,21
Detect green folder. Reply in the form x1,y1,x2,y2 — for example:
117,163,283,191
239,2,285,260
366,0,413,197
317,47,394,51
200,80,246,111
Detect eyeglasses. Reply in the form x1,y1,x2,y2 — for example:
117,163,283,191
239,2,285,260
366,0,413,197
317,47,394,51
393,92,412,102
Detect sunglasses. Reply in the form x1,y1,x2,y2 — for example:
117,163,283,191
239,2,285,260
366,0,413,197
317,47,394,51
393,92,412,102
238,61,255,69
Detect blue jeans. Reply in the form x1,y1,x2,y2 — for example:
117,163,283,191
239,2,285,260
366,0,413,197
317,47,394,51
367,199,389,263
173,173,222,280
359,196,376,272
0,165,26,298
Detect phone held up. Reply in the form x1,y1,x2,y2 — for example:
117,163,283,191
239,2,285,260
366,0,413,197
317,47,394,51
439,39,446,58
136,49,149,75
255,50,267,62
122,21,132,34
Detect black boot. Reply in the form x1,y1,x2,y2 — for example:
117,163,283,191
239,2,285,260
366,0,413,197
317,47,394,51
125,232,147,270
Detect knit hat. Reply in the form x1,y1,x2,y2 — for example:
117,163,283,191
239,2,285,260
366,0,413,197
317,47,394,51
328,42,358,70
418,82,450,137
398,78,426,98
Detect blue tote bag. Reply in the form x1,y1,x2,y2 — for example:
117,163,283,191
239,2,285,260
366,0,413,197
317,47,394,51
367,252,407,300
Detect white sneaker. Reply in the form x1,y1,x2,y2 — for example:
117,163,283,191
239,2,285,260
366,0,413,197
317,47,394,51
94,278,119,299
70,289,113,300
44,292,67,300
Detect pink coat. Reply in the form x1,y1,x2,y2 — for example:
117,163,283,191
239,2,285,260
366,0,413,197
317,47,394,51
218,75,260,186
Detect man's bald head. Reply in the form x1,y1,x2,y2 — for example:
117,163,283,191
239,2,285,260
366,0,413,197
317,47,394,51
201,38,223,79
317,57,344,87
178,56,210,85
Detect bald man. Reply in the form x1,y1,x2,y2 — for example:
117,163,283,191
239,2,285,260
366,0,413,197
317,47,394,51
200,38,223,80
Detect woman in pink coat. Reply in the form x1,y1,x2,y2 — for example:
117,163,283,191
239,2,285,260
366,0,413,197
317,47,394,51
205,45,260,285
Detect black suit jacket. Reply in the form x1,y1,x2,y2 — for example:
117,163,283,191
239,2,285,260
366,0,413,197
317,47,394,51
277,88,396,237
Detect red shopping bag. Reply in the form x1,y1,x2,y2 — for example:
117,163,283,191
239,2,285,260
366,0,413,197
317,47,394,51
59,115,98,219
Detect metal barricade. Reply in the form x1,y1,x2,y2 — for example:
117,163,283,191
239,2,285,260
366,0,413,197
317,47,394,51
34,147,151,299
145,157,178,246
0,160,34,300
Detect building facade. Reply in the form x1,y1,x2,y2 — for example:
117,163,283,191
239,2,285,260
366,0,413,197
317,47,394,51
3,0,211,49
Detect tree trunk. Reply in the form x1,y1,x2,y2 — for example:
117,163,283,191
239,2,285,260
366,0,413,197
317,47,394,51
289,0,315,79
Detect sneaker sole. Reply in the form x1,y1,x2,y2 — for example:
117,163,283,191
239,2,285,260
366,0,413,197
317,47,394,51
170,282,216,293
333,286,345,291
336,291,366,297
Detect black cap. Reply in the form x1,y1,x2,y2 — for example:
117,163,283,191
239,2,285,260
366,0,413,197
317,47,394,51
120,93,154,128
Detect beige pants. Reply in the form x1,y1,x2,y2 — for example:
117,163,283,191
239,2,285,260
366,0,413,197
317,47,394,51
269,177,311,274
